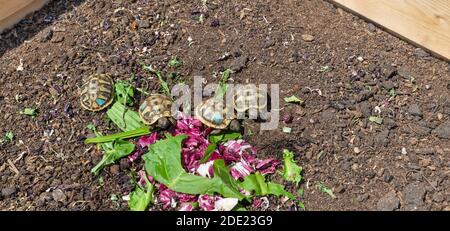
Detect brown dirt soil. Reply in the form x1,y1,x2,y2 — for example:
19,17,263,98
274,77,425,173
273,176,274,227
1,0,449,211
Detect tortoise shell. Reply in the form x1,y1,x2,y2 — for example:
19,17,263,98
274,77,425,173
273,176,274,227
233,85,267,113
80,74,114,111
194,98,233,129
139,94,173,125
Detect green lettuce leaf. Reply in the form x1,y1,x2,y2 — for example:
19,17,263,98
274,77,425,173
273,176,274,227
368,116,383,125
91,139,135,175
240,172,295,199
281,149,302,185
129,181,154,211
199,143,217,164
84,127,150,144
143,134,244,199
284,95,304,104
212,159,243,198
214,69,231,99
209,131,242,144
115,80,135,106
106,102,144,132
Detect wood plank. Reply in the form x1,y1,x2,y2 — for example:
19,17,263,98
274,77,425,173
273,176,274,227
0,0,49,33
331,0,450,61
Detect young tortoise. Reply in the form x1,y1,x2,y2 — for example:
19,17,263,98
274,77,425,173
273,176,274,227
194,98,241,132
80,74,115,111
139,94,175,129
233,85,270,121
233,85,268,113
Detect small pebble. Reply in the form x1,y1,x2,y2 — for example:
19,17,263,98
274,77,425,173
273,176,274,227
291,50,301,62
353,147,361,154
357,193,369,202
408,104,422,117
383,170,393,183
262,39,275,48
210,19,220,27
367,23,376,32
335,185,345,193
419,159,431,167
1,187,17,198
41,30,53,42
137,19,151,28
414,48,430,58
50,33,64,43
432,193,444,203
230,56,248,72
377,191,400,211
52,189,66,202
433,120,450,139
301,34,315,42
401,147,407,155
110,165,120,175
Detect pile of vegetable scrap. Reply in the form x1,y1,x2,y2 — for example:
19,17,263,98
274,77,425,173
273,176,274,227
84,76,303,211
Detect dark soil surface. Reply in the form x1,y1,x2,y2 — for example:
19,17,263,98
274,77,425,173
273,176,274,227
1,0,449,211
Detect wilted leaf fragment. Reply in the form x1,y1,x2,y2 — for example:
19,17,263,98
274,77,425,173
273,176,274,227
369,116,383,125
209,131,242,144
282,127,292,133
91,139,135,175
214,69,231,99
319,65,331,73
129,182,154,211
284,95,304,104
240,172,295,199
281,149,302,186
168,58,182,68
86,123,96,132
317,182,336,199
20,108,37,117
5,132,14,142
1,132,14,144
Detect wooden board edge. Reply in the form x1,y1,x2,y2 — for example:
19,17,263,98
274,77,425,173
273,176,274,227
327,0,450,62
0,0,50,33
